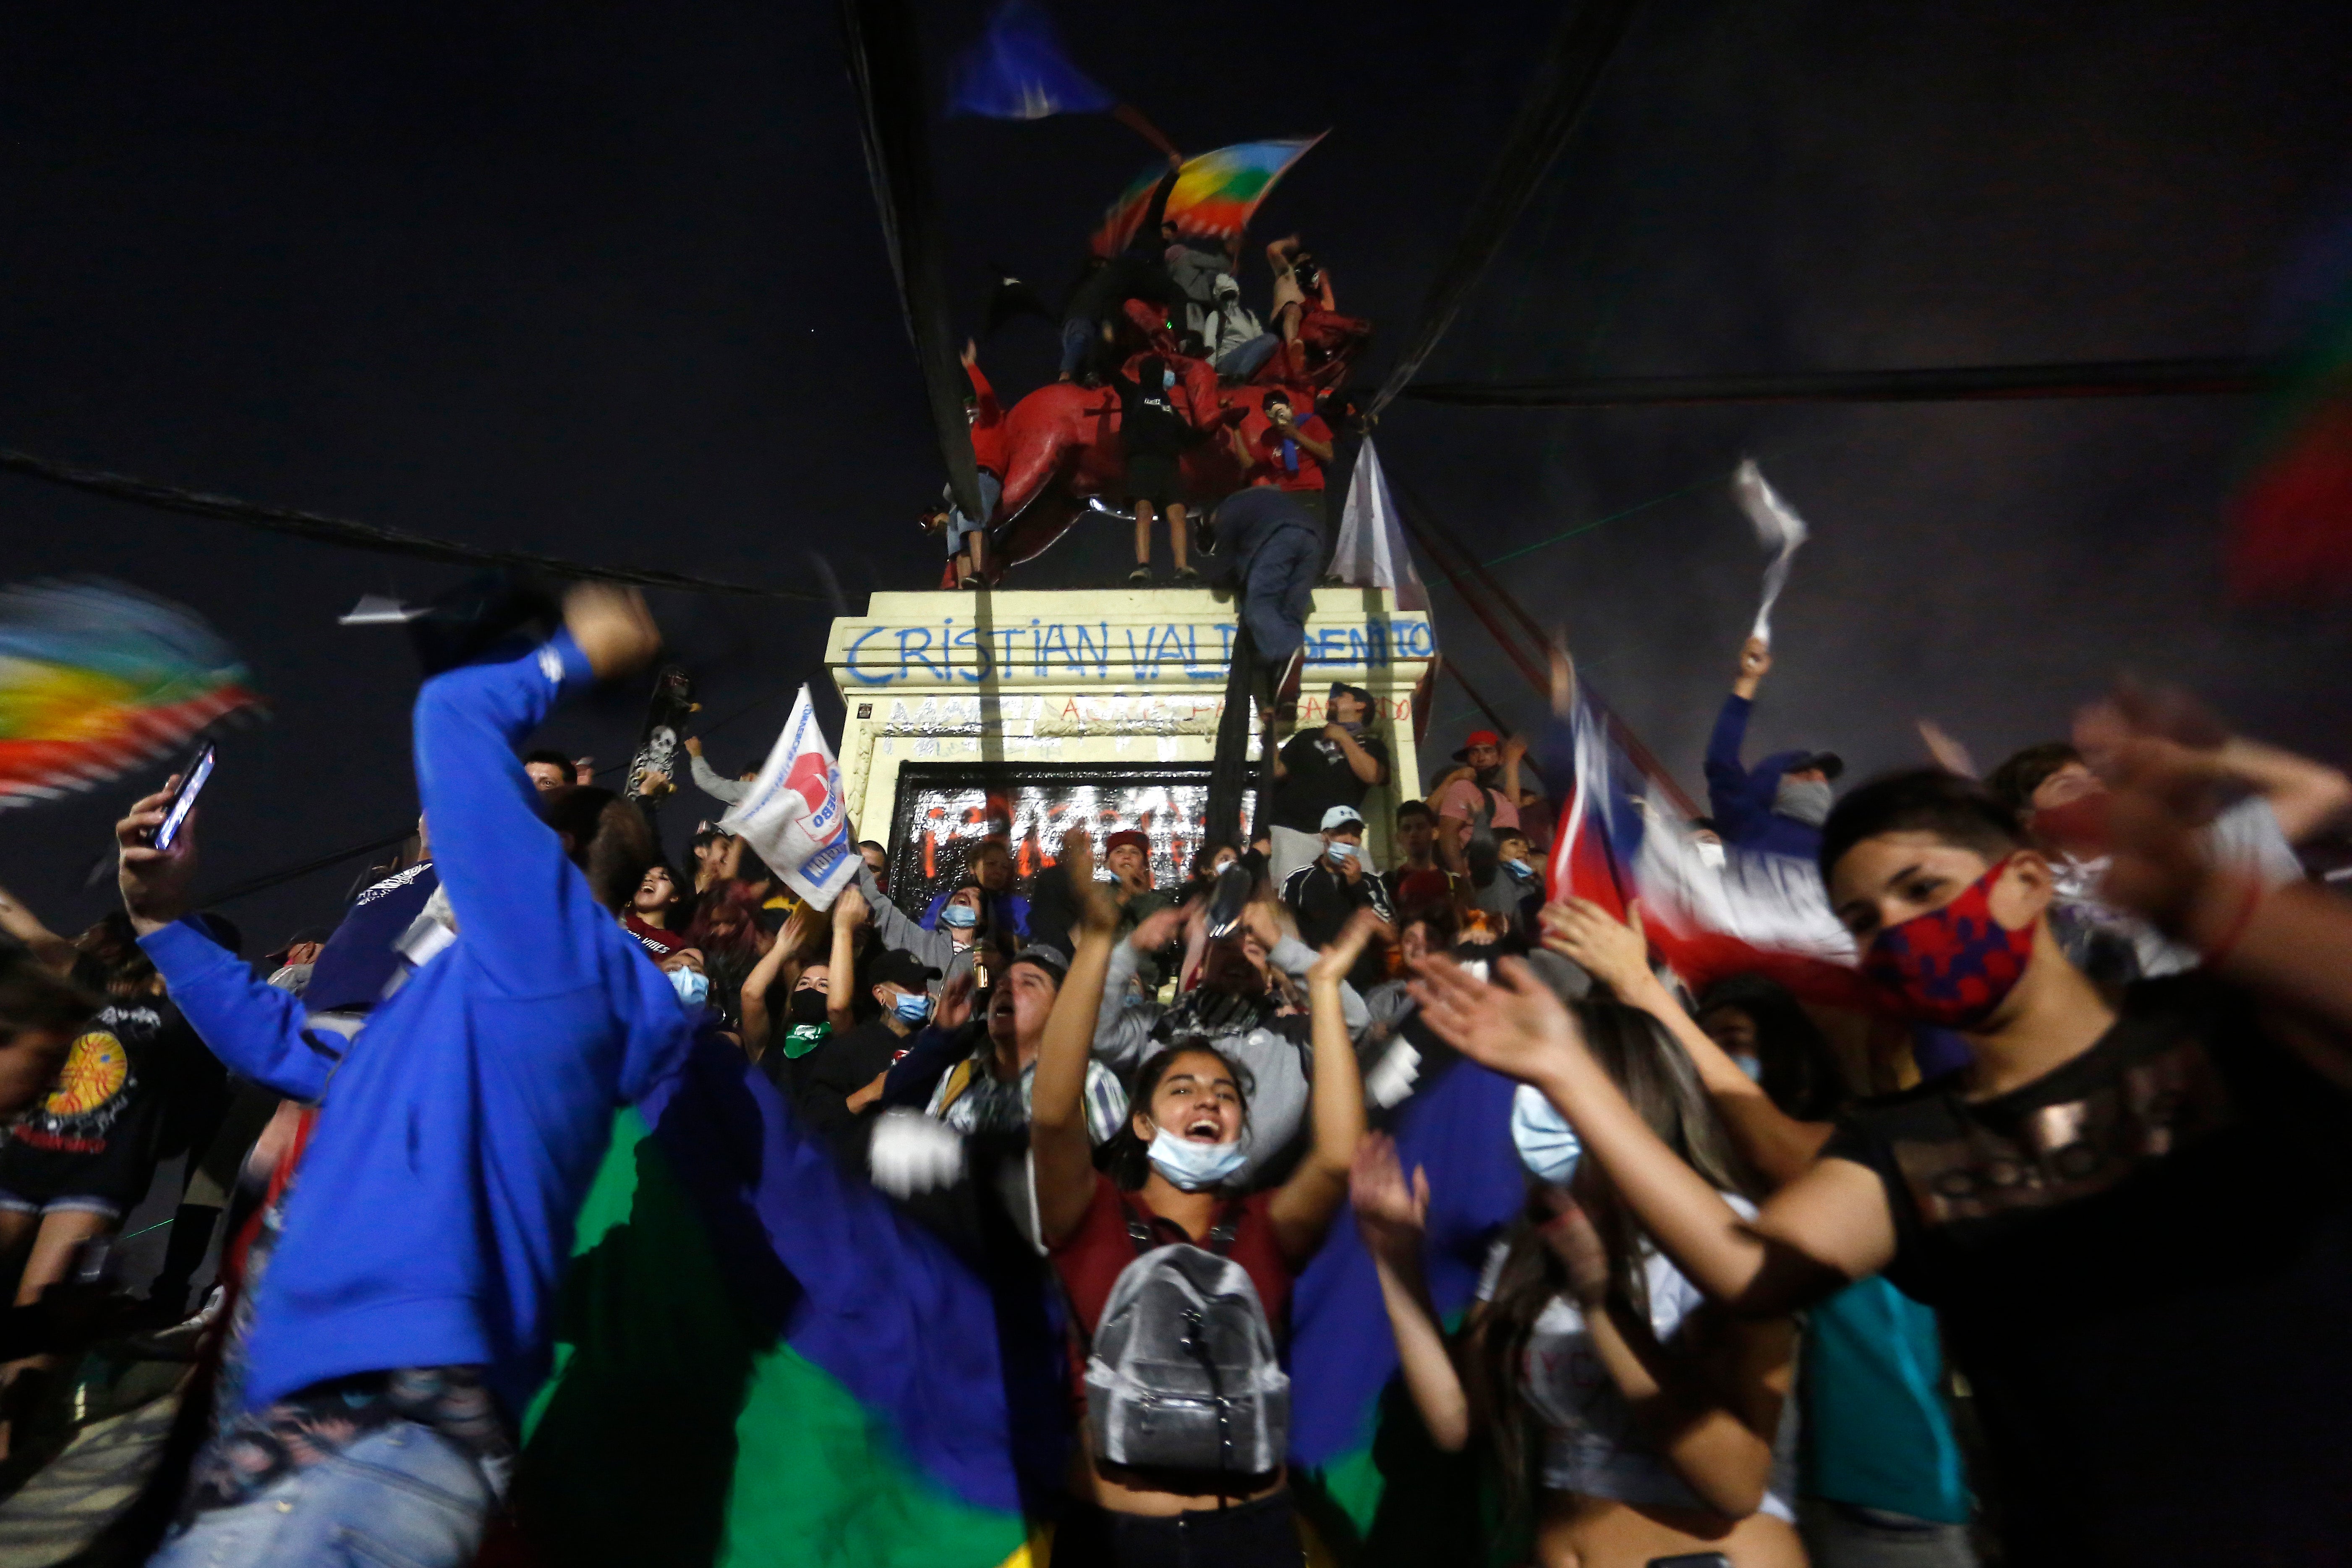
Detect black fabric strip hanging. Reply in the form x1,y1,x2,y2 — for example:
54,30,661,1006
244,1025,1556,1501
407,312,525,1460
1205,625,1262,853
0,446,826,603
1363,0,1644,421
841,0,987,527
1404,356,2271,409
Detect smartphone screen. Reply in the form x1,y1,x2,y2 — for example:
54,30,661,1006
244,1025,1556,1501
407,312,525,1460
151,744,216,852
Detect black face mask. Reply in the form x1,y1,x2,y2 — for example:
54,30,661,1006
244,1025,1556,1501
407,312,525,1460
1474,764,1502,789
786,989,829,1025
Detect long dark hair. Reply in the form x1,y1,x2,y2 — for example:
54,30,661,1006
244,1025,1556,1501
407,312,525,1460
1696,973,1850,1122
1469,999,1753,1523
1103,1037,1255,1191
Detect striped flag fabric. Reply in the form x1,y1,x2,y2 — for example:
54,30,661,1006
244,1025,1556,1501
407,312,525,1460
1544,691,1869,1007
1090,135,1326,257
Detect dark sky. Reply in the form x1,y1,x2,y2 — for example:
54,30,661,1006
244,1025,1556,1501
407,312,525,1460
5,0,2349,949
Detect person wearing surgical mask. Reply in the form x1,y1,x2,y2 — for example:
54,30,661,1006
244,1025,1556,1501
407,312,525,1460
1704,633,1845,860
789,947,943,1147
1351,994,1798,1568
1279,804,1397,992
1428,755,2352,1566
1032,879,1372,1555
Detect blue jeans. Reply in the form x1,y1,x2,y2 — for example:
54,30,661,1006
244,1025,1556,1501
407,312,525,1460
943,471,1002,555
1213,332,1281,381
1241,523,1322,669
1058,316,1095,378
148,1423,497,1568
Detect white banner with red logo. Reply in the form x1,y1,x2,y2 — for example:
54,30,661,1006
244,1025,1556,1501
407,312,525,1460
721,685,860,910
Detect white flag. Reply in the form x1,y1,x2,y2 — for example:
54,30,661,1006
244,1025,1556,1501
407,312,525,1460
719,685,860,910
1330,439,1429,612
1731,459,1810,646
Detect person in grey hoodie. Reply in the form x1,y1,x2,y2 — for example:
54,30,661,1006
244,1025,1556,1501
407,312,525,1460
1089,897,1369,1188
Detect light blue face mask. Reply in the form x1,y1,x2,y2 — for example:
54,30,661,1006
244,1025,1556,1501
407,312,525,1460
1325,840,1359,865
669,967,711,1009
940,903,979,930
889,989,933,1024
1503,857,1533,879
1162,368,1177,389
1732,1053,1765,1082
1146,1127,1247,1191
1510,1083,1582,1186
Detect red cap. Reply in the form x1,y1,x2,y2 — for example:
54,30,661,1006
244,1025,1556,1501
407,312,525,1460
1463,729,1500,748
1103,829,1151,857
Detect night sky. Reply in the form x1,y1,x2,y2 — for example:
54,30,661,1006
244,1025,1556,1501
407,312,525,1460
5,0,2349,950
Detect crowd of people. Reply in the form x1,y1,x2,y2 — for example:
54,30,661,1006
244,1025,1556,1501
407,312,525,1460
0,576,2347,1568
924,143,1360,624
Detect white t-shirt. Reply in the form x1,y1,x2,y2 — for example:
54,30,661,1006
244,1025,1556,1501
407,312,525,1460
2051,797,2303,980
1476,1194,1799,1522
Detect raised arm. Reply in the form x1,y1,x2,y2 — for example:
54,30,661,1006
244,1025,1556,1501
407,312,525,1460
1269,908,1377,1263
1542,899,1829,1188
2216,736,2352,844
1409,955,1891,1316
737,933,793,1063
411,585,658,990
826,884,865,1034
0,883,75,976
1034,839,1122,1247
1545,1192,1796,1517
853,862,957,973
686,745,749,807
2088,697,2352,1064
115,790,335,1100
1350,1133,1468,1450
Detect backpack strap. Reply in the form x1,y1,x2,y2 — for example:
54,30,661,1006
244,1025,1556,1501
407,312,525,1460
1204,1200,1245,1257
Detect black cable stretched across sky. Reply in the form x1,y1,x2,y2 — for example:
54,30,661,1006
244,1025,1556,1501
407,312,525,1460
2,0,2348,950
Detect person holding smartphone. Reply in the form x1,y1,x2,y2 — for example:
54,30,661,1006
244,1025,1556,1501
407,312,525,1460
120,583,687,1568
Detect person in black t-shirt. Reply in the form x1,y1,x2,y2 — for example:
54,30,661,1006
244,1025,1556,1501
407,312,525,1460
793,948,942,1149
1267,683,1391,886
1410,715,2352,1568
1109,354,1210,584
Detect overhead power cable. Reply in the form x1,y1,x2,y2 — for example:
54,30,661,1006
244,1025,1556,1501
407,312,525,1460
1406,356,2270,409
1364,0,1645,420
0,446,828,603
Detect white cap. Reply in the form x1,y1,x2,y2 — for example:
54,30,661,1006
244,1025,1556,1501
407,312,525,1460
1321,805,1366,832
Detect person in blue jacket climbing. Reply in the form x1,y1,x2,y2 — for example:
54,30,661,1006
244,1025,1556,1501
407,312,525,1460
1705,634,1843,860
119,583,693,1568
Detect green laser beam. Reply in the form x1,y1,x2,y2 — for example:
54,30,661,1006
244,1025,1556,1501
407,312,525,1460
1481,473,1722,567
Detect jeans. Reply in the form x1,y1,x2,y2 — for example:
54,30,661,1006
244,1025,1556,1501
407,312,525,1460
1798,1497,1979,1568
1213,332,1281,381
148,1422,497,1568
1239,523,1322,672
1060,316,1096,378
943,471,1002,554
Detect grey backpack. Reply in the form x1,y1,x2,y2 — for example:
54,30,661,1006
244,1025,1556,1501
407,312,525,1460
1082,1208,1291,1475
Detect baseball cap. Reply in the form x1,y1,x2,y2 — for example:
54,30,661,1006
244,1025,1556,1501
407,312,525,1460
868,948,941,994
1006,944,1070,986
1452,729,1502,763
1788,751,1845,781
1328,681,1373,712
1103,828,1150,857
1321,805,1366,832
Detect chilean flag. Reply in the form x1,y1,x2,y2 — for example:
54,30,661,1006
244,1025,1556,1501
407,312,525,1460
1545,687,1871,1007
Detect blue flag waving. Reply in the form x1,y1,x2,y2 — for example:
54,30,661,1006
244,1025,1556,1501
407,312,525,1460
949,0,1116,120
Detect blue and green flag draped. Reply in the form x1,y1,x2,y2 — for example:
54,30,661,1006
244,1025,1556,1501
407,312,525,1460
514,1038,1049,1568
1286,1056,1526,1563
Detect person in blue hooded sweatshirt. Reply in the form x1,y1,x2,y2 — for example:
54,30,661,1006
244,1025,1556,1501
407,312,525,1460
118,583,690,1568
1705,634,1844,860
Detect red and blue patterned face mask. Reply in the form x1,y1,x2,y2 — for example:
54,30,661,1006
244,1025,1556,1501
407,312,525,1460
1862,857,2036,1029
